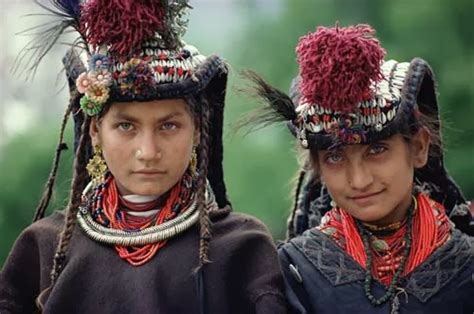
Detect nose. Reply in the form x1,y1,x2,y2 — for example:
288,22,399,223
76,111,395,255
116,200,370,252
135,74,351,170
136,131,161,161
347,159,373,191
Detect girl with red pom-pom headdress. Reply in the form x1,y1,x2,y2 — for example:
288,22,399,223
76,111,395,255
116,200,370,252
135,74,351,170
244,24,473,313
0,1,287,313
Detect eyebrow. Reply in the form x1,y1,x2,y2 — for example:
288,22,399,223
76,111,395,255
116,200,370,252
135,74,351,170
111,111,185,123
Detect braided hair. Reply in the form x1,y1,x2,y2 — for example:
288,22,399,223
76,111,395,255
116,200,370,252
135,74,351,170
286,170,307,239
186,93,213,266
36,115,91,309
32,92,80,222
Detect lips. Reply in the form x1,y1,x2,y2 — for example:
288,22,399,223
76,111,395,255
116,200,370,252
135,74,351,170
351,191,383,200
133,169,166,175
349,190,384,205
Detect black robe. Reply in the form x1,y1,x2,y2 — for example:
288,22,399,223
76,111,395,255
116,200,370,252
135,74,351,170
0,209,287,314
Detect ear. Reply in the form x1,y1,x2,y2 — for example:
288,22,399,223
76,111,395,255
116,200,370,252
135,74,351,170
411,127,431,168
89,117,101,147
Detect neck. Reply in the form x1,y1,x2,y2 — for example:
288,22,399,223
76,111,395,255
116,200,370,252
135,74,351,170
119,193,165,213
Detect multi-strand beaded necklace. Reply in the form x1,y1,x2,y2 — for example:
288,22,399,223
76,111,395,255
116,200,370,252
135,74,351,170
78,171,198,266
318,193,451,306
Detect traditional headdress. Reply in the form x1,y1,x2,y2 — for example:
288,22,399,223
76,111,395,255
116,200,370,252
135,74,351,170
23,0,231,308
246,24,473,237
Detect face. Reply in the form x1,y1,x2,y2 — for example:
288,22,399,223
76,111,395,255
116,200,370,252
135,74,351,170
315,130,430,225
90,99,198,196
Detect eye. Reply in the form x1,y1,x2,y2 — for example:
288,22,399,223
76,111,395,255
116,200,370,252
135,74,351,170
368,144,387,155
160,121,178,131
117,122,134,131
324,151,344,164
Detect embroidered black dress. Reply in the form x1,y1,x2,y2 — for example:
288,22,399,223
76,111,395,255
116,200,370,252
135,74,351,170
278,228,473,314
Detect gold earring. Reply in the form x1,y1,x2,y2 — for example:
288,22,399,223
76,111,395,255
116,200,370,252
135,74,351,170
190,146,198,176
86,145,108,186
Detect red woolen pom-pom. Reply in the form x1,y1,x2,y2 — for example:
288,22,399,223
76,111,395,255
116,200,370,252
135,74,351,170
296,24,386,112
80,0,166,57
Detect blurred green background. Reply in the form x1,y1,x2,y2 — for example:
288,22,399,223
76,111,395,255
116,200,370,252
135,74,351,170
1,0,473,266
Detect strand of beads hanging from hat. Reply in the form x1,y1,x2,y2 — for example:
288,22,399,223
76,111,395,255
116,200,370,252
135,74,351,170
317,193,451,286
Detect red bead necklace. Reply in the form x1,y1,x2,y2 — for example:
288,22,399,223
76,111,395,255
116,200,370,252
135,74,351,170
319,193,451,285
91,173,193,266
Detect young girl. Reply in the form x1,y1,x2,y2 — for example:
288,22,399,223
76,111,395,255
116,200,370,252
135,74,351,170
0,1,286,313
246,24,473,313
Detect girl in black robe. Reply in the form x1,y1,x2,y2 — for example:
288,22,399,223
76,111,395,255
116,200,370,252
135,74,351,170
0,1,286,313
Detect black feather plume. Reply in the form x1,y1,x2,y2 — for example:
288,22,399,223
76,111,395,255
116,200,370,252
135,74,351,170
235,70,297,134
12,0,84,80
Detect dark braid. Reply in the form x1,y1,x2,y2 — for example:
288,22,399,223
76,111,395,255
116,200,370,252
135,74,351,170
36,116,92,310
51,116,91,280
287,170,306,239
33,96,76,222
194,94,212,266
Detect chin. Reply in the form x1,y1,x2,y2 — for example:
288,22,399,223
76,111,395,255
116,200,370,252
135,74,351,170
348,205,388,224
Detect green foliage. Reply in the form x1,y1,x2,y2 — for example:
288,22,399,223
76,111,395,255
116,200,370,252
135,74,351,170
1,0,472,267
0,127,73,265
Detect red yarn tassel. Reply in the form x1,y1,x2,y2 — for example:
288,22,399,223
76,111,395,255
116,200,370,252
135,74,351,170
80,0,166,56
296,24,385,113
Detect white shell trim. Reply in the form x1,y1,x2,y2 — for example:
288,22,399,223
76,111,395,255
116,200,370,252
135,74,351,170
298,60,410,135
107,45,206,85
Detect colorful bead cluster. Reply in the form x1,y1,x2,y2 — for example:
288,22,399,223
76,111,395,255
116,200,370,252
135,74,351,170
327,122,367,145
115,58,156,98
76,54,112,116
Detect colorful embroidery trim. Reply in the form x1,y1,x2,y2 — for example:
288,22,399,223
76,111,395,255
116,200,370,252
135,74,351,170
75,46,205,117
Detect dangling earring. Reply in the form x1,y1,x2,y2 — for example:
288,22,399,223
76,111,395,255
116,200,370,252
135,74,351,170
190,146,198,177
330,199,337,208
86,145,108,186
